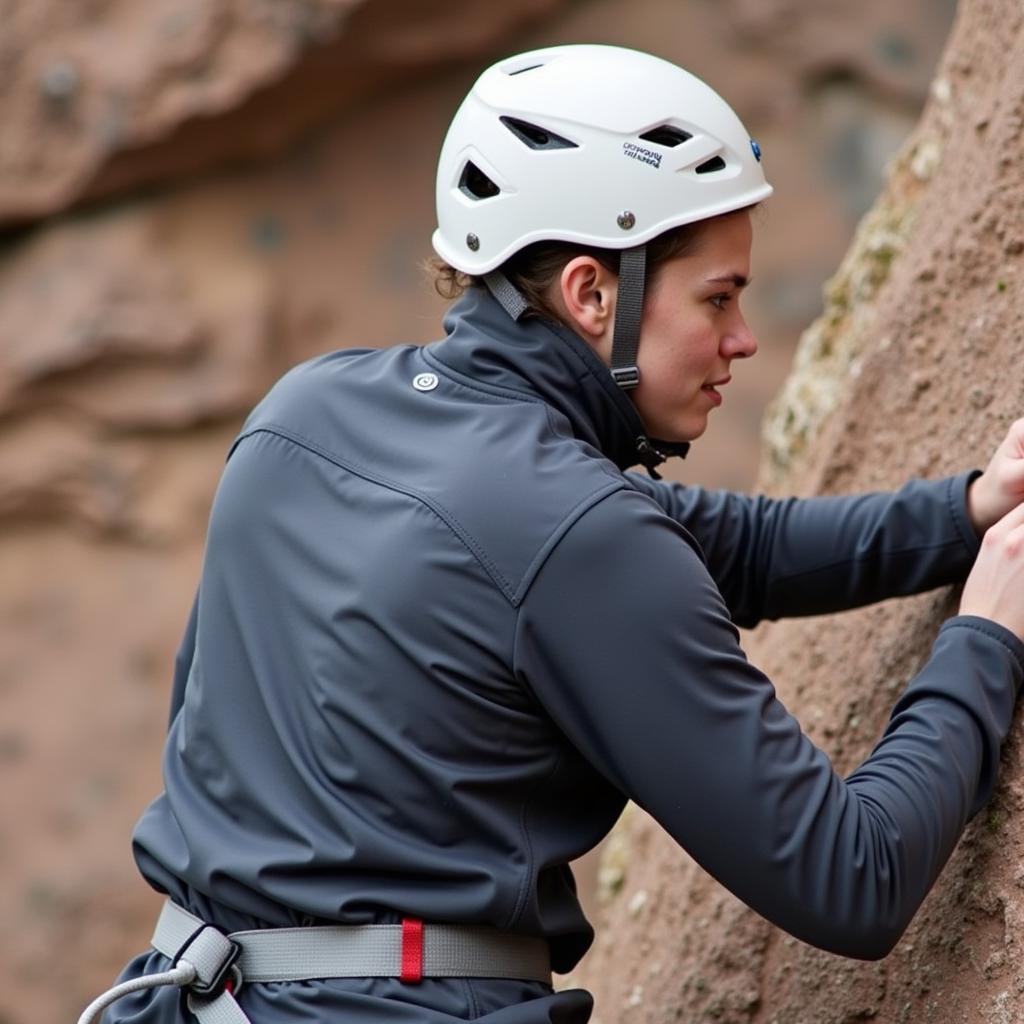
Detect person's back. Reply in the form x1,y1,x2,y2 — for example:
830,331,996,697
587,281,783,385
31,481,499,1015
122,283,679,1021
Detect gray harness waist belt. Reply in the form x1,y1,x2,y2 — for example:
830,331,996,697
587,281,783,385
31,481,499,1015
77,899,552,1024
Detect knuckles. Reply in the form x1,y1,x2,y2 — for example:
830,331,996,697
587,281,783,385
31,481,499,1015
1005,532,1024,558
980,522,1024,558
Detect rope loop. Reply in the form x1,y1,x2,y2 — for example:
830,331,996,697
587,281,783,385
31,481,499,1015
77,962,196,1024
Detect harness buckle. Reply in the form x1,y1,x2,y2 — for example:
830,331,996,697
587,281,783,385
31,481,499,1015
191,945,242,998
173,924,242,998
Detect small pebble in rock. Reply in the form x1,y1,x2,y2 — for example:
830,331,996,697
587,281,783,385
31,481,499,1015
40,61,80,104
627,890,649,916
969,387,993,410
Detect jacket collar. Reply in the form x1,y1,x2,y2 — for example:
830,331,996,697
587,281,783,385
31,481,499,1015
428,286,687,474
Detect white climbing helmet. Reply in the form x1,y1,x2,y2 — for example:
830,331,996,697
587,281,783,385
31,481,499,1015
432,43,772,275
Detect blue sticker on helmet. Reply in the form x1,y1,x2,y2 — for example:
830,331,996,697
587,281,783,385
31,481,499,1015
750,139,762,162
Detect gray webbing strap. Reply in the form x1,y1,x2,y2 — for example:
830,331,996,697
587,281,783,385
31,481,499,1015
153,900,550,982
223,923,551,981
151,900,550,1024
483,271,529,321
80,901,552,1024
610,245,647,390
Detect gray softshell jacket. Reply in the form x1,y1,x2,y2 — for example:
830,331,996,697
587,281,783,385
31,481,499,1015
113,286,1024,1023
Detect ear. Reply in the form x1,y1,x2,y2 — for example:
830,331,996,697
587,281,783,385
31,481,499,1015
558,256,617,357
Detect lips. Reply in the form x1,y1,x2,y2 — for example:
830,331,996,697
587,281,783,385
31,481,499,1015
701,375,730,406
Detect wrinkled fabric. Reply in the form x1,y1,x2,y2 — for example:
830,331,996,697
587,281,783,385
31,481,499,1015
115,286,1024,1022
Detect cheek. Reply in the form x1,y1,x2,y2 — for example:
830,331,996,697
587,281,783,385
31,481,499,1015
646,330,717,387
635,338,711,425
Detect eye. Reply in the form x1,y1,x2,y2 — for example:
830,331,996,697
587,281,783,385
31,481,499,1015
709,293,731,310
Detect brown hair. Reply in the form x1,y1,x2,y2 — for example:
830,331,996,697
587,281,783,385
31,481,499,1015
427,219,711,324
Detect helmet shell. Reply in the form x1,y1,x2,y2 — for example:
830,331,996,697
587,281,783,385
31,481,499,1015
432,44,772,275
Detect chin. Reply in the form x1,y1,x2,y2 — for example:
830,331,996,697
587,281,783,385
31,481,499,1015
662,420,706,443
642,408,708,443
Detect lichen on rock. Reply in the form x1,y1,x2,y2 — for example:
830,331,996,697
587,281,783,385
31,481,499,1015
761,185,919,485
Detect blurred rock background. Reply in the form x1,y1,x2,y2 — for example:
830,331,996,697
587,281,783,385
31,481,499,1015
0,1,958,1021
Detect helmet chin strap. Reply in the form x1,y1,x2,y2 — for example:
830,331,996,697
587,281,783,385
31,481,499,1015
483,257,689,478
483,271,529,321
611,245,690,477
609,245,646,391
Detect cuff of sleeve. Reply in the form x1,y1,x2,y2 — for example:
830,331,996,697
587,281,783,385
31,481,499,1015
938,614,1024,685
947,470,983,557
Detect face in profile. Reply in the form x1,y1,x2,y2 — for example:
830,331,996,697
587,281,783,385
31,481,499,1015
632,210,757,443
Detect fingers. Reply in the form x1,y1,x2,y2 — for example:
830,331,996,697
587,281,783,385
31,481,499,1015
985,501,1024,542
996,500,1024,531
1010,521,1024,551
965,512,1024,637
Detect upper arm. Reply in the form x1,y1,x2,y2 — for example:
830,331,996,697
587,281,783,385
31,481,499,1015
623,471,769,623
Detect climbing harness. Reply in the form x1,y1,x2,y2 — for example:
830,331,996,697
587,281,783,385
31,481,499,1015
78,900,552,1024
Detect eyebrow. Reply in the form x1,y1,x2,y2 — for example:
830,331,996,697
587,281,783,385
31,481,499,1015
706,274,751,288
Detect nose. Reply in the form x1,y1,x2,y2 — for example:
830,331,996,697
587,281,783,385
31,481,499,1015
722,314,758,360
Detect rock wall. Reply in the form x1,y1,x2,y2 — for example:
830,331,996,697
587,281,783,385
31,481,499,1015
0,0,567,225
574,1,1024,1022
0,2,958,1022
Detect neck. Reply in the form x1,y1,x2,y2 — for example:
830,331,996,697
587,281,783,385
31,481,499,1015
429,286,688,476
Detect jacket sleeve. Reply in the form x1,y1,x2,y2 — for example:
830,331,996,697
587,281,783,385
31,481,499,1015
513,488,1023,959
625,471,981,628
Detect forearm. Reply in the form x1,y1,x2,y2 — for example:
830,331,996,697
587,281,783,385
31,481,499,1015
768,616,1023,957
628,471,981,627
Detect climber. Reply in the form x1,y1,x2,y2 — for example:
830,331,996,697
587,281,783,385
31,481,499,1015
80,44,1024,1024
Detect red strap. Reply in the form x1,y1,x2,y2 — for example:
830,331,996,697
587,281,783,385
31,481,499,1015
400,918,424,984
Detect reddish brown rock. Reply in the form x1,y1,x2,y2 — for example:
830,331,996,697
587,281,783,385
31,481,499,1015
0,0,569,226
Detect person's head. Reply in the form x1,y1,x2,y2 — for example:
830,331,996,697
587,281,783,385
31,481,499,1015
431,44,771,443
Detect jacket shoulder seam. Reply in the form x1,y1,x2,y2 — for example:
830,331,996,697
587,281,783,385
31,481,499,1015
235,424,520,601
512,480,626,604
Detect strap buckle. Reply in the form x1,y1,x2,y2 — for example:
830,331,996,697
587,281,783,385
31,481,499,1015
611,365,640,390
190,944,242,998
173,924,242,998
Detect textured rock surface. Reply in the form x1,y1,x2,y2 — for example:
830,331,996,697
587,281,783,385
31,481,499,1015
575,1,1024,1021
0,1,959,1022
0,0,569,225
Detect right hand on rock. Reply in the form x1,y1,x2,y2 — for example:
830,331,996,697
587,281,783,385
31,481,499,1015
960,501,1024,640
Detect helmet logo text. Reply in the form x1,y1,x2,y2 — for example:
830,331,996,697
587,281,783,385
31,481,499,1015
622,142,662,169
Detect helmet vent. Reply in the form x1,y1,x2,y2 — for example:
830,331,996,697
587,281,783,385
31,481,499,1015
639,125,693,147
500,116,578,150
695,156,727,174
459,161,501,200
507,63,543,76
